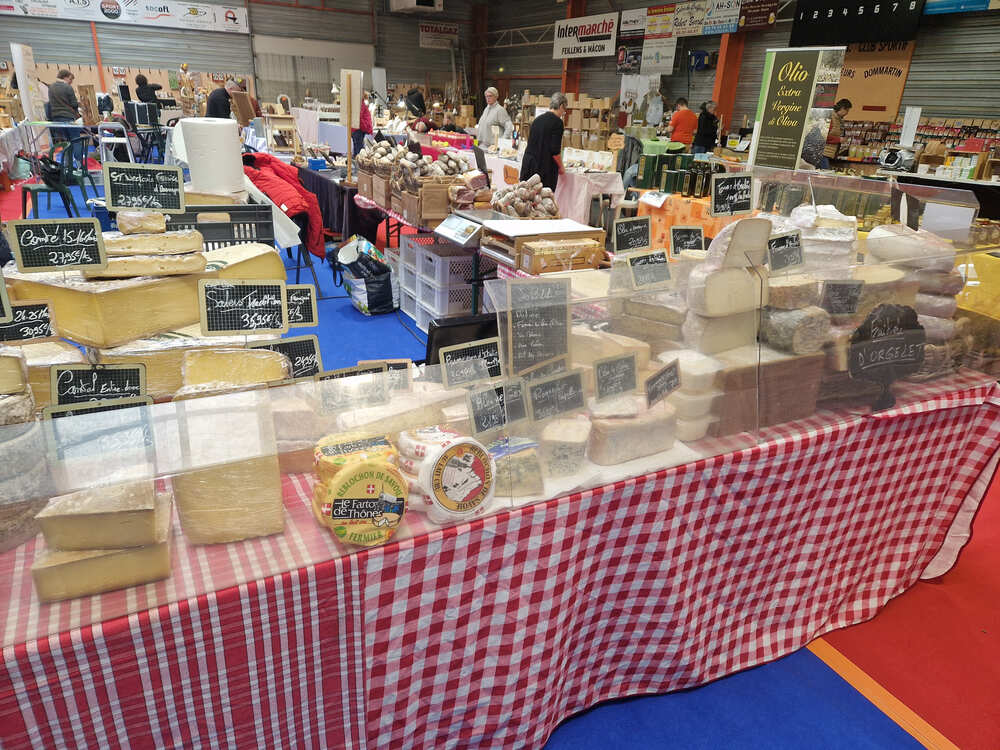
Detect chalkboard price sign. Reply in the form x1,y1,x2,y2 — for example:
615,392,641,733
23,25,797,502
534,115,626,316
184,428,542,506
594,353,638,402
507,278,571,375
645,359,680,409
51,364,147,406
820,280,865,316
7,218,107,273
849,304,925,411
198,279,288,336
467,380,528,435
613,216,652,253
286,284,319,328
103,163,185,213
439,337,504,388
527,369,585,422
358,359,412,392
669,225,704,256
0,301,56,344
248,335,323,379
627,250,672,290
710,173,753,217
767,231,804,272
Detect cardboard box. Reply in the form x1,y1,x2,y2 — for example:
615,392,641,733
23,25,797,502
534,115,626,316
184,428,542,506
567,110,583,130
402,191,422,226
357,170,374,200
373,175,391,209
565,93,577,107
391,191,404,215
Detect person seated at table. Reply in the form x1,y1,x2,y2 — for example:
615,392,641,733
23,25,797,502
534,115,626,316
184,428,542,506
665,98,698,149
520,93,567,191
437,112,463,133
134,74,162,107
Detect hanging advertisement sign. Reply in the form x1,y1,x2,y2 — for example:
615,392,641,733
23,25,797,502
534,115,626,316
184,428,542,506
702,0,741,34
616,9,647,74
835,41,915,123
553,13,619,59
673,0,709,36
419,22,459,49
641,4,678,75
750,47,845,170
738,0,778,29
924,0,999,13
0,0,249,33
790,0,926,45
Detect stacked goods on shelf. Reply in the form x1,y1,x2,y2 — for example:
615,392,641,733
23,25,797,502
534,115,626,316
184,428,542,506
840,115,1000,166
31,480,173,601
490,174,560,218
447,171,492,211
357,141,408,208
517,91,614,151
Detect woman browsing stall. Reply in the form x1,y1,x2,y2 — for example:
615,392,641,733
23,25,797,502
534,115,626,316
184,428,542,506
519,93,567,192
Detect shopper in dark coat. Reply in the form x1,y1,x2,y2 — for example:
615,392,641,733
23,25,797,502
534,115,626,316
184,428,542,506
520,93,567,191
135,74,162,105
206,80,240,119
693,100,719,154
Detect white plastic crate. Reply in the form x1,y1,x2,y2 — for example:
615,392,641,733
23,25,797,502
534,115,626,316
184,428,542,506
416,276,475,317
401,263,418,294
415,302,435,333
418,245,498,287
385,246,400,274
401,288,417,319
400,233,436,267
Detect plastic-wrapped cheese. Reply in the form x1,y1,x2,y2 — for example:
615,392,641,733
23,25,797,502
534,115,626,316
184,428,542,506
397,426,464,460
488,437,541,498
915,293,958,319
761,306,831,355
918,314,956,344
0,422,44,481
313,433,397,482
767,274,819,310
682,311,758,355
667,389,721,419
903,269,965,295
686,265,768,317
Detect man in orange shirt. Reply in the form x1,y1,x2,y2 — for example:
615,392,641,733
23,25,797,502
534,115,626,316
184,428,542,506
666,98,698,148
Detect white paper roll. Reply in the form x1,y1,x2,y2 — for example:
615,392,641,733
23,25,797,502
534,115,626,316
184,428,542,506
180,117,244,195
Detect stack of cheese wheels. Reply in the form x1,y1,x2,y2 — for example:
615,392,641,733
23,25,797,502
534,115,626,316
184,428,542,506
395,426,496,525
312,433,407,547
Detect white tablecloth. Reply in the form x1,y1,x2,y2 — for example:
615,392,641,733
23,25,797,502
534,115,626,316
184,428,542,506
483,153,624,224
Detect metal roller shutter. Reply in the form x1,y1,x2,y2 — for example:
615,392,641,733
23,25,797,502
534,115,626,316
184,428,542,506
95,24,253,72
247,2,372,43
0,17,97,65
378,10,474,89
487,0,562,83
730,24,792,129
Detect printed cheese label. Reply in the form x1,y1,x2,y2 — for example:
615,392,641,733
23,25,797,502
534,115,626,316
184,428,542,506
317,461,408,547
429,441,494,515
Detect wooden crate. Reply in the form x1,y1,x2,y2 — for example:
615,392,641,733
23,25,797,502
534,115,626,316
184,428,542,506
357,170,374,200
519,237,604,274
391,191,404,215
372,175,392,209
482,226,606,274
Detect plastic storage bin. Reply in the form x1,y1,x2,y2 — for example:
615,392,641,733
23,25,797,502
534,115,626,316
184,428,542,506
401,264,418,295
415,302,436,333
385,246,400,275
400,233,438,267
417,276,474,317
401,288,417,319
417,244,497,287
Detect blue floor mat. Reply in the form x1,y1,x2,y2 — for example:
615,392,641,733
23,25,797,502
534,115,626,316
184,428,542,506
543,649,920,750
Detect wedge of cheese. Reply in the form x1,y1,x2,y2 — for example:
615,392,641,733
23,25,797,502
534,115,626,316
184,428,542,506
182,348,291,388
84,253,207,279
687,265,768,317
682,311,758,355
36,480,157,550
31,491,172,602
0,347,29,395
22,340,86,410
116,211,166,235
571,327,651,370
623,292,688,326
6,244,284,348
102,229,203,256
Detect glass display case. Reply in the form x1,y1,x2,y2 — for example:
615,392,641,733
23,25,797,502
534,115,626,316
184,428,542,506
0,168,998,641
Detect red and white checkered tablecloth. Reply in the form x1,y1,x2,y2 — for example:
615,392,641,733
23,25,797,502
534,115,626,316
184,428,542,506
2,378,999,749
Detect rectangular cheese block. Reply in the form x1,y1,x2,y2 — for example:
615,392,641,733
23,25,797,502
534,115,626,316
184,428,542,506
623,292,688,326
84,253,207,279
173,455,285,544
588,401,676,465
571,327,651,370
102,229,203,256
656,349,723,393
116,211,167,235
6,243,284,348
23,340,86,410
608,314,681,351
667,388,721,420
36,480,156,549
31,491,172,602
682,311,758,355
767,274,819,310
95,324,272,401
182,348,291,388
0,347,29,395
687,265,768,318
489,439,545,497
540,417,591,478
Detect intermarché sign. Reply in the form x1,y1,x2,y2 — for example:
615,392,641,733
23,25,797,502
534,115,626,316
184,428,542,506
553,12,619,59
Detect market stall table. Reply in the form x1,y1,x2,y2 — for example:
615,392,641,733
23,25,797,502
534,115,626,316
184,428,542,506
297,166,359,238
3,373,998,749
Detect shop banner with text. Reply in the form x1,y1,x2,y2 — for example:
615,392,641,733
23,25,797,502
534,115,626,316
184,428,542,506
553,13,619,59
0,0,249,33
751,47,845,170
673,0,709,35
790,0,926,45
641,4,678,75
835,41,915,123
738,0,778,29
702,0,741,33
418,22,459,49
617,8,647,74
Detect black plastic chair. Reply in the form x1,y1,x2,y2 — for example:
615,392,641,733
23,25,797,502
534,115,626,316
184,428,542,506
49,136,97,206
20,144,80,218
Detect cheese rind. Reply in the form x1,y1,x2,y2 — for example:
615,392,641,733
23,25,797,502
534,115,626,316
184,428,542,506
31,492,172,602
102,229,203,256
623,292,688,326
682,311,758,355
761,306,831,355
918,314,956,344
588,402,676,465
904,269,965,296
84,253,207,279
36,480,157,549
182,348,291,388
0,347,29,395
23,340,86,410
667,389,722,419
313,433,397,482
915,293,958,319
0,499,47,554
676,415,715,442
116,212,167,235
767,274,819,310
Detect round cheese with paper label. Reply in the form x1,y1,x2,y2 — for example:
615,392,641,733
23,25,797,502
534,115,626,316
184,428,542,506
397,426,463,460
313,460,408,547
417,438,495,520
313,433,397,483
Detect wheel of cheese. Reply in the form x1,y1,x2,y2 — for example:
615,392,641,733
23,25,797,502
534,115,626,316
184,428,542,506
313,460,408,547
0,423,44,482
313,433,397,482
416,438,495,521
395,452,426,476
397,426,463,460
